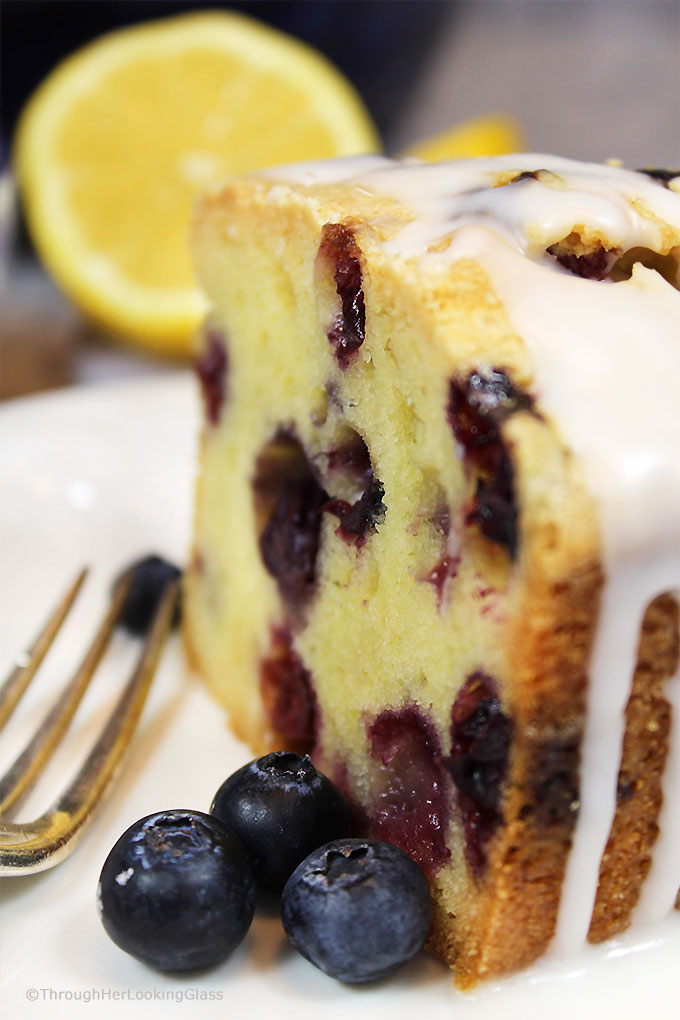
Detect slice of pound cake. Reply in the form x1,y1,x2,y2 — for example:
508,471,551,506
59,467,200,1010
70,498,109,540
184,154,680,987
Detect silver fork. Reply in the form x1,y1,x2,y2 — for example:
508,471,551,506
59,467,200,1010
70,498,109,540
0,568,178,875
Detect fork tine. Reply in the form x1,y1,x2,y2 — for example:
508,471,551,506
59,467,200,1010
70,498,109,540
0,579,178,875
0,568,88,733
0,574,133,817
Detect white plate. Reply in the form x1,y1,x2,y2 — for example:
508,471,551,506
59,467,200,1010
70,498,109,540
0,374,678,1020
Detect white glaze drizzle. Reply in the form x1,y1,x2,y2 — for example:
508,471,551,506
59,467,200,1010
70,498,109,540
256,153,394,187
260,155,680,952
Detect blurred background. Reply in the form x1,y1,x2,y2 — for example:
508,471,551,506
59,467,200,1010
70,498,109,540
2,0,679,399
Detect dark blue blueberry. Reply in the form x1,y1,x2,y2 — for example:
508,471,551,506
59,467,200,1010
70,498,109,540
210,752,350,893
281,838,431,983
97,810,255,971
115,554,182,635
259,473,327,608
636,167,680,187
319,222,366,370
255,432,328,611
448,370,533,558
195,326,229,425
322,477,386,546
445,673,512,875
546,243,614,280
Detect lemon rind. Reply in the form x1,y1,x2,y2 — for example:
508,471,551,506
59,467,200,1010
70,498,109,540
14,11,380,351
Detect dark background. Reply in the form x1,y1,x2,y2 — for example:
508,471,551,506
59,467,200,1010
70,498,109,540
1,1,452,152
3,2,678,167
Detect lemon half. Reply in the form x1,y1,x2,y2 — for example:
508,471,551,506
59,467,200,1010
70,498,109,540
15,12,379,355
405,114,524,162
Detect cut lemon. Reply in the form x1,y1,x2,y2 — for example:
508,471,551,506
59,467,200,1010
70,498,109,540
14,12,379,355
404,114,524,162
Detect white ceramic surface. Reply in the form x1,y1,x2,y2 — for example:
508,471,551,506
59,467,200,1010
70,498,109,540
0,374,678,1020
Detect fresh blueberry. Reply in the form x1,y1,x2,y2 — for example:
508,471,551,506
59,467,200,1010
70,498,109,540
281,838,431,983
210,751,350,893
97,809,255,971
115,554,182,635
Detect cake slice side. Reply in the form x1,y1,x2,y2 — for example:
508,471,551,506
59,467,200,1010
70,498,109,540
184,162,680,987
185,174,599,983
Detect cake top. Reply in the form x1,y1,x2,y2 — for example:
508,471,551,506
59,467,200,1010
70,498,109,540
256,153,680,577
260,152,680,270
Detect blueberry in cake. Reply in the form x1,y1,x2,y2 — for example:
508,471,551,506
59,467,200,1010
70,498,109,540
184,155,680,987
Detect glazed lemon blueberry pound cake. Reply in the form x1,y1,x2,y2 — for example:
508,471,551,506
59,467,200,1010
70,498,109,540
185,154,680,987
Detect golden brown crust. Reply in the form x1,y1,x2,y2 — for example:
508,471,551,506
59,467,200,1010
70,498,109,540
429,560,602,987
431,584,679,987
588,593,679,940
